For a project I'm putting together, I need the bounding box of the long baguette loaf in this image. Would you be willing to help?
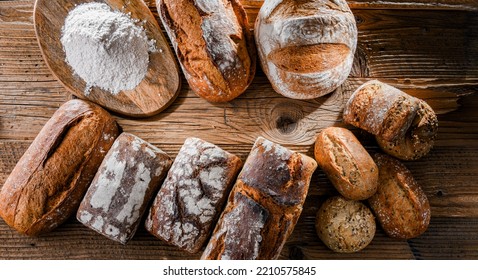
[157,0,256,102]
[201,137,317,260]
[0,99,119,236]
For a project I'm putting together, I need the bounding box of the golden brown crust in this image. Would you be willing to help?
[316,196,376,253]
[0,99,119,236]
[376,100,438,160]
[314,127,378,200]
[157,0,256,102]
[201,137,317,260]
[368,153,431,239]
[343,80,420,141]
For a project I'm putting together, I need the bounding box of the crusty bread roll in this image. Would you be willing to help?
[344,80,438,160]
[157,0,256,102]
[145,137,242,254]
[368,154,431,239]
[376,100,438,160]
[255,0,357,99]
[0,99,119,236]
[315,127,378,200]
[77,133,172,244]
[201,137,317,260]
[316,196,376,253]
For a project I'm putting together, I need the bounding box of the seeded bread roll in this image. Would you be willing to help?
[255,0,357,99]
[368,154,431,239]
[77,133,172,244]
[0,99,119,236]
[145,137,242,254]
[376,100,438,160]
[344,80,438,160]
[314,127,378,200]
[201,137,317,260]
[316,196,376,253]
[157,0,256,102]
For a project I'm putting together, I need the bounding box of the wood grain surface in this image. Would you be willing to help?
[34,0,180,117]
[1,0,478,259]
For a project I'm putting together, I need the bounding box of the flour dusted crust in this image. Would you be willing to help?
[201,137,317,260]
[255,0,357,99]
[314,127,378,200]
[157,0,256,102]
[316,196,376,253]
[145,137,242,253]
[77,133,171,244]
[344,80,438,160]
[0,99,119,236]
[368,154,431,239]
[343,80,420,141]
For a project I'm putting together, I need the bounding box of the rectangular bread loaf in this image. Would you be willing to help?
[201,137,317,260]
[0,99,119,236]
[145,137,242,253]
[77,133,172,244]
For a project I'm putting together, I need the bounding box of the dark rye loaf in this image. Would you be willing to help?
[145,137,242,253]
[201,137,317,260]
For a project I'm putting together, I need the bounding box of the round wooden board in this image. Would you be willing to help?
[33,0,181,117]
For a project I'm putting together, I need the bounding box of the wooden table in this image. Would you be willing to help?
[1,0,477,259]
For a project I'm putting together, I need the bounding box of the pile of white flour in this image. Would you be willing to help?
[61,2,152,95]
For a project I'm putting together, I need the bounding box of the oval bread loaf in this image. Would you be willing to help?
[0,99,119,236]
[344,80,438,160]
[255,0,357,99]
[201,137,317,260]
[157,0,256,102]
[316,196,376,253]
[368,153,431,239]
[314,127,378,200]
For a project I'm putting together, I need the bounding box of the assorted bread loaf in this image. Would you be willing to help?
[344,80,438,160]
[368,154,431,239]
[201,137,317,259]
[0,99,119,236]
[316,196,376,253]
[156,0,256,103]
[1,1,442,259]
[77,133,172,244]
[314,127,378,201]
[255,0,357,99]
[145,137,242,253]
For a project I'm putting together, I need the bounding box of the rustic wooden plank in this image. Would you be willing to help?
[1,0,478,260]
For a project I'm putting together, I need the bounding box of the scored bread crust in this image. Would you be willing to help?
[201,137,317,260]
[368,153,431,239]
[157,0,256,102]
[0,99,119,236]
[314,127,378,200]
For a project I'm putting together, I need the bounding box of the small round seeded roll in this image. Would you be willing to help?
[316,196,376,253]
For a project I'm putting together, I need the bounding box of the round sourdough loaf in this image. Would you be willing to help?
[255,0,357,99]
